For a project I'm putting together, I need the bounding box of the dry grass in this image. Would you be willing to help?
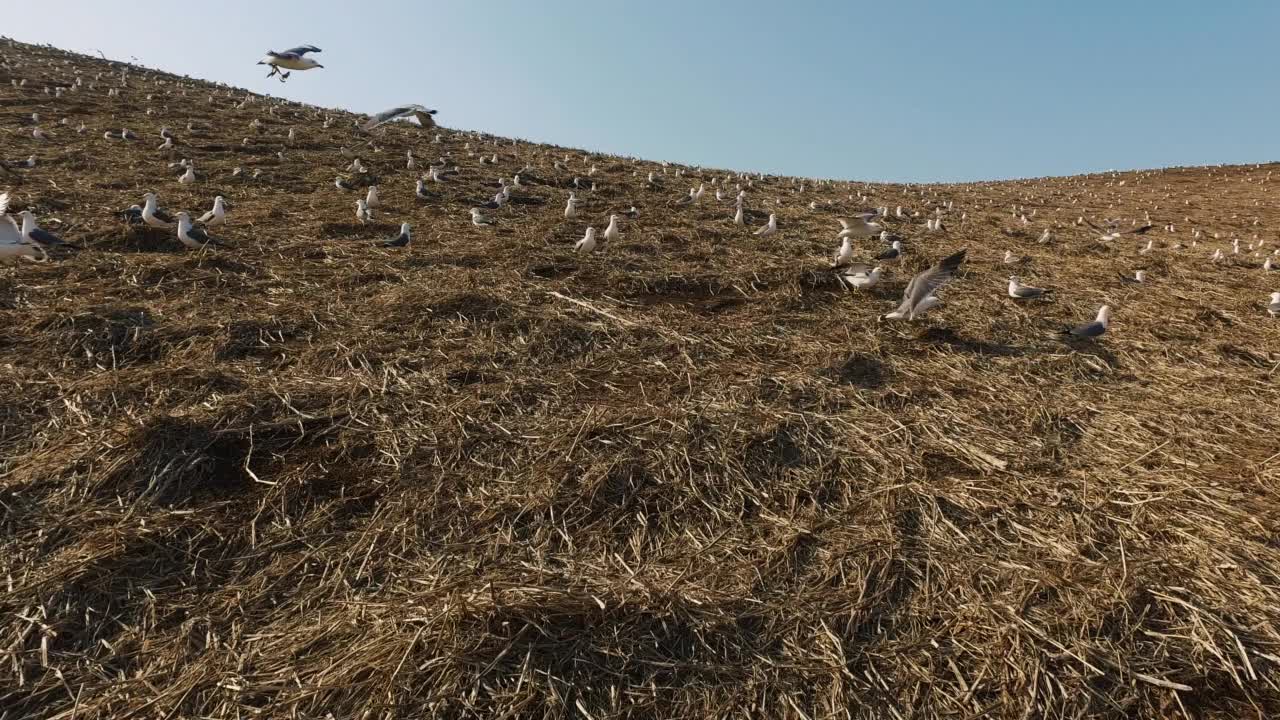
[2,38,1280,719]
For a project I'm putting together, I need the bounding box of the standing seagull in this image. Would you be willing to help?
[365,185,380,209]
[881,249,967,321]
[382,223,411,248]
[833,237,854,266]
[360,105,438,132]
[175,212,225,249]
[875,240,903,261]
[603,214,621,242]
[258,46,323,82]
[18,210,75,248]
[575,227,597,253]
[754,213,777,237]
[355,199,372,224]
[1061,306,1112,339]
[0,193,46,263]
[142,192,176,229]
[1007,276,1051,299]
[1268,292,1280,317]
[197,196,228,227]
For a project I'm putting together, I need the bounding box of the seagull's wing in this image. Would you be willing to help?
[1126,224,1155,235]
[29,227,70,247]
[197,210,214,223]
[187,225,223,246]
[153,207,176,224]
[0,214,21,246]
[832,261,872,275]
[893,248,966,316]
[412,110,438,128]
[1067,320,1105,338]
[282,45,321,56]
[1011,285,1045,299]
[1082,218,1107,234]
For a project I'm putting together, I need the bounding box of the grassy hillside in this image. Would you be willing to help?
[2,38,1279,718]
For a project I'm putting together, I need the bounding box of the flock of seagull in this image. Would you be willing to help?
[4,40,1280,339]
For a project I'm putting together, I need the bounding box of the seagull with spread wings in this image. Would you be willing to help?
[258,45,323,82]
[881,249,967,321]
[361,105,439,132]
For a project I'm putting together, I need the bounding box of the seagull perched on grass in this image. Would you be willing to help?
[1268,292,1280,317]
[1061,305,1111,339]
[836,264,882,290]
[470,207,497,226]
[415,178,431,200]
[355,199,372,224]
[754,213,777,237]
[197,196,228,226]
[1119,270,1147,284]
[360,105,438,132]
[18,210,75,248]
[258,45,323,82]
[575,227,597,253]
[335,176,356,191]
[382,223,411,248]
[881,249,967,321]
[833,237,854,266]
[875,240,903,261]
[0,193,47,263]
[365,185,380,209]
[1007,276,1051,299]
[603,214,621,242]
[142,192,176,229]
[176,212,225,249]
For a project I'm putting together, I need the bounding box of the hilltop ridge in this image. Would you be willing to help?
[3,38,1280,719]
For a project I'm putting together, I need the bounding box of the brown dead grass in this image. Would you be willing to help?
[2,38,1280,719]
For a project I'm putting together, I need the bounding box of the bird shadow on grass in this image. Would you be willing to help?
[918,327,1030,358]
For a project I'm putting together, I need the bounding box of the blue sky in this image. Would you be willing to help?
[11,1,1279,182]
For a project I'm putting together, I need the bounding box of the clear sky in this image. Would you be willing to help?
[10,1,1279,182]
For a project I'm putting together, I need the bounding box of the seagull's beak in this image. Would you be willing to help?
[316,64,325,69]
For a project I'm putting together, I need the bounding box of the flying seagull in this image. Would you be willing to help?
[838,213,883,239]
[361,105,438,132]
[881,248,967,321]
[258,45,323,82]
[1061,305,1111,339]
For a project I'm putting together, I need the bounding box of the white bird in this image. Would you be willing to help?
[361,104,438,131]
[837,214,882,239]
[603,214,621,243]
[406,151,415,170]
[415,179,431,200]
[881,249,967,321]
[754,213,777,237]
[178,165,196,184]
[176,212,225,250]
[565,193,580,219]
[1062,305,1111,339]
[142,192,176,228]
[1269,292,1280,317]
[335,176,356,191]
[575,227,597,253]
[733,204,744,225]
[875,240,903,261]
[18,210,73,248]
[258,45,324,82]
[0,201,45,264]
[1038,228,1052,244]
[833,237,854,266]
[355,199,372,224]
[470,207,497,226]
[837,264,882,290]
[197,196,228,227]
[1007,276,1051,299]
[365,185,380,209]
[382,222,411,248]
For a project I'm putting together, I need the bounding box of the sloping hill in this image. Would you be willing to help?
[2,38,1279,718]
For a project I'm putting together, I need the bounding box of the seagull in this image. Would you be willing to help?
[837,214,882,239]
[754,213,777,237]
[365,185,380,209]
[1003,250,1029,265]
[360,105,438,131]
[7,156,36,169]
[176,212,225,249]
[382,222,411,248]
[1119,270,1147,284]
[0,193,47,263]
[603,214,621,242]
[624,206,640,219]
[197,196,228,226]
[1007,276,1051,299]
[17,210,75,248]
[258,45,323,82]
[470,207,497,226]
[733,204,744,225]
[1061,305,1111,339]
[415,179,431,200]
[335,176,355,191]
[178,165,196,184]
[833,237,854,266]
[119,204,145,225]
[564,193,580,219]
[142,192,176,229]
[575,226,597,253]
[875,240,903,261]
[836,265,882,290]
[1269,292,1280,317]
[881,248,967,321]
[355,199,372,224]
[1038,228,1052,244]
